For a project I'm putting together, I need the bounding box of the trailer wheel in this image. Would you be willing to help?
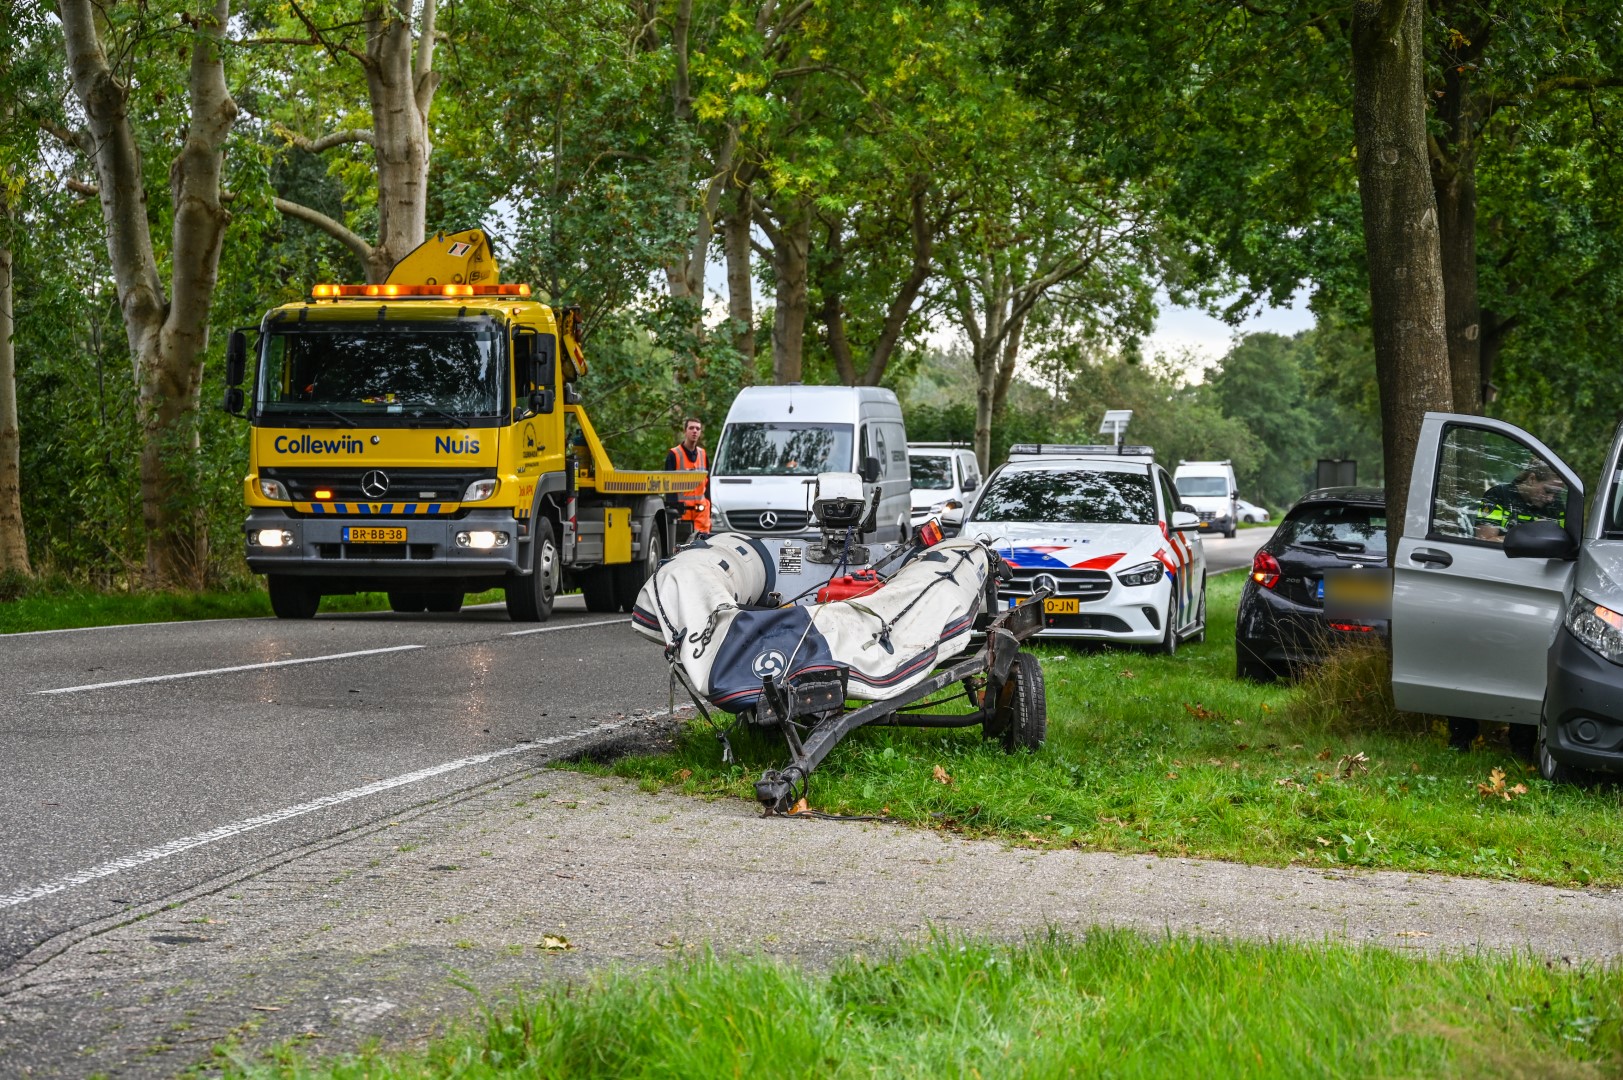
[1000,652,1047,752]
[505,519,558,622]
[423,591,463,613]
[388,591,427,613]
[613,523,663,612]
[267,575,320,619]
[579,568,617,612]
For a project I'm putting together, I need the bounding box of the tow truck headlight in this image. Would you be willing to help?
[1565,593,1623,665]
[462,478,498,502]
[259,478,289,501]
[455,530,509,549]
[253,529,295,548]
[1116,560,1164,587]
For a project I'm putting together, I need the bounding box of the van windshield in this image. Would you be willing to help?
[714,422,853,477]
[1175,475,1229,497]
[910,455,953,489]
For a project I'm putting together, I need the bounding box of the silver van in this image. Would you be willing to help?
[709,386,911,542]
[1392,411,1623,781]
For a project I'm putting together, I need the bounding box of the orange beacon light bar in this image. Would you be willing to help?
[311,283,532,299]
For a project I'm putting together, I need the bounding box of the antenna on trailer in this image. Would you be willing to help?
[1099,409,1133,453]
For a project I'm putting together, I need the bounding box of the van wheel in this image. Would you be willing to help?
[388,591,427,613]
[267,575,320,619]
[580,568,617,612]
[613,524,663,612]
[423,591,463,613]
[505,520,557,622]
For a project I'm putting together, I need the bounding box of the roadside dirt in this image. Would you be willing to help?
[3,716,1620,1077]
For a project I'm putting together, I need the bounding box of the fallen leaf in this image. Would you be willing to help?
[1315,747,1333,761]
[1260,703,1272,713]
[539,935,575,951]
[1165,771,1179,780]
[1207,758,1226,766]
[1118,669,1137,679]
[789,798,809,815]
[932,764,953,785]
[1315,836,1333,847]
[1337,752,1370,779]
[1184,702,1215,720]
[1476,767,1528,801]
[1393,930,1432,939]
[674,768,692,781]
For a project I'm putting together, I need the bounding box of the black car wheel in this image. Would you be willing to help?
[1537,716,1593,785]
[1189,578,1207,644]
[1156,599,1178,656]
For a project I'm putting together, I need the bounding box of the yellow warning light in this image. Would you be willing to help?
[517,284,531,297]
[384,284,401,296]
[364,284,382,297]
[314,489,334,500]
[312,283,337,298]
[441,283,473,297]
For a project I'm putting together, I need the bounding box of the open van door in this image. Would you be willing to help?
[1392,413,1583,724]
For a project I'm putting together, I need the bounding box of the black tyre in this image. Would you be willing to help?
[1447,716,1479,751]
[1537,717,1593,785]
[505,518,558,622]
[267,575,319,619]
[423,591,463,613]
[1235,643,1276,682]
[1224,525,1237,539]
[579,568,617,612]
[613,521,663,612]
[1156,600,1178,656]
[1000,652,1047,752]
[388,591,428,613]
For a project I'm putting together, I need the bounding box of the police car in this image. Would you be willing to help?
[959,445,1207,653]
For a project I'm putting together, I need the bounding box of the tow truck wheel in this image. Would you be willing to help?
[388,591,428,613]
[1001,652,1047,752]
[579,569,617,612]
[505,519,558,622]
[613,525,663,612]
[267,575,319,619]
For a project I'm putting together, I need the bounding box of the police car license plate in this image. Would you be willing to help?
[1043,598,1079,614]
[344,526,405,543]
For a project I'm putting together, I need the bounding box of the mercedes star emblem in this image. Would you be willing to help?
[758,511,779,530]
[1032,572,1060,598]
[360,469,390,499]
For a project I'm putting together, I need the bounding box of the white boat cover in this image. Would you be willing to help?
[632,532,992,712]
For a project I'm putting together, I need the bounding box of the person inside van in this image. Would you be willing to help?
[1474,460,1567,541]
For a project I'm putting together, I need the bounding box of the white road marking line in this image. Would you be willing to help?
[35,645,426,695]
[3,616,252,639]
[506,617,629,636]
[0,718,637,909]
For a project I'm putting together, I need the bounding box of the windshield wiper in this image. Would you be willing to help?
[296,404,358,427]
[1298,539,1365,553]
[408,403,474,426]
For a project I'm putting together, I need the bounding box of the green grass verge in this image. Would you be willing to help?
[586,572,1623,887]
[224,929,1623,1078]
[0,582,506,634]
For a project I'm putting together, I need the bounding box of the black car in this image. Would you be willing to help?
[1235,487,1389,681]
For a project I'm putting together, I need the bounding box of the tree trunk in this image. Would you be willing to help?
[969,274,1012,473]
[363,0,438,282]
[1431,52,1483,412]
[61,0,237,588]
[1351,0,1452,547]
[723,187,756,369]
[0,236,29,577]
[769,209,810,385]
[992,312,1027,418]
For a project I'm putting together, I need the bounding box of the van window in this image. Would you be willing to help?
[911,455,953,489]
[1175,475,1229,497]
[714,422,853,477]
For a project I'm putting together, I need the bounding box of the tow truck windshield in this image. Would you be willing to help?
[255,323,505,426]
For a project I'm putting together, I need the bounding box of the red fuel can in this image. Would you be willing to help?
[817,569,883,604]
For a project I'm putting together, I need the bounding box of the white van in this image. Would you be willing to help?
[907,443,981,530]
[1173,460,1239,538]
[710,386,911,542]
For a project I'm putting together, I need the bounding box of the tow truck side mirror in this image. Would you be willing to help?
[222,330,248,417]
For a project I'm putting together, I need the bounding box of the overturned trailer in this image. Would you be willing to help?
[631,473,1050,813]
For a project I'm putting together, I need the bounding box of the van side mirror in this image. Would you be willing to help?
[224,330,247,387]
[964,475,979,492]
[859,456,881,484]
[1504,519,1578,561]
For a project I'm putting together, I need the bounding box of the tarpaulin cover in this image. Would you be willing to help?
[632,532,991,712]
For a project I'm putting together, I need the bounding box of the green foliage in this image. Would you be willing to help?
[226,930,1623,1077]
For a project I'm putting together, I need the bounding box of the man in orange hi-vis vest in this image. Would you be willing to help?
[665,416,711,533]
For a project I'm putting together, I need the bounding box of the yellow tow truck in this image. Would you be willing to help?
[221,229,703,621]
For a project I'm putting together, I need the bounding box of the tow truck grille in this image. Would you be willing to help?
[264,466,495,503]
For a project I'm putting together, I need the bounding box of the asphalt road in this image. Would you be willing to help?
[0,596,677,972]
[0,527,1276,977]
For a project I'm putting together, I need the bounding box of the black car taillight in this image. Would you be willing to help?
[1251,550,1280,589]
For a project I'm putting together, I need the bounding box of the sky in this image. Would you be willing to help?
[1143,288,1316,373]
